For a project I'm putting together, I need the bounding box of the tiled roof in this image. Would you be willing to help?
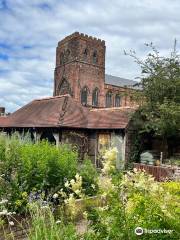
[105,74,141,90]
[88,107,134,129]
[0,116,8,126]
[0,95,135,129]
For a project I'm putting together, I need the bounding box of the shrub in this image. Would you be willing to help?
[19,141,78,191]
[0,133,78,213]
[79,159,98,196]
[85,148,180,240]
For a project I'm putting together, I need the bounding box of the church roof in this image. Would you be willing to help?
[0,95,135,129]
[105,74,141,89]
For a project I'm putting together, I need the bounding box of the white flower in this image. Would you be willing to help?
[53,193,59,199]
[56,220,61,224]
[7,212,13,216]
[65,181,70,188]
[0,209,8,216]
[74,189,81,195]
[0,199,8,205]
[41,206,49,209]
[9,221,14,226]
[75,173,80,180]
[70,179,75,185]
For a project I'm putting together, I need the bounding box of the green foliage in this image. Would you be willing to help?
[0,133,78,212]
[19,141,78,191]
[28,204,78,240]
[125,42,180,158]
[86,170,180,239]
[161,181,180,196]
[79,159,98,196]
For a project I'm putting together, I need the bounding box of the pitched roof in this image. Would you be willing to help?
[0,116,8,126]
[105,74,141,89]
[0,95,88,128]
[0,95,135,129]
[88,107,134,129]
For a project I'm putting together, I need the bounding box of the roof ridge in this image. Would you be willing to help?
[90,106,136,112]
[34,94,71,102]
[105,73,134,81]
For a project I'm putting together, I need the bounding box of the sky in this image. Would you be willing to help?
[0,0,180,112]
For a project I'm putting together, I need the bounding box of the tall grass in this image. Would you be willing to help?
[28,204,78,240]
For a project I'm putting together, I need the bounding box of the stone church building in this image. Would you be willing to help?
[0,32,139,167]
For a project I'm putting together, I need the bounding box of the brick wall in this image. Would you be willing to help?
[54,32,136,108]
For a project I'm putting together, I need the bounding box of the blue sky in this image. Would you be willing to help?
[0,0,180,112]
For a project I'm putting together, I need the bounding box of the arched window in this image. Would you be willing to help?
[81,86,88,105]
[92,88,99,106]
[115,94,121,107]
[60,53,64,65]
[93,50,98,64]
[106,91,112,107]
[58,78,71,95]
[83,48,88,61]
[65,49,70,62]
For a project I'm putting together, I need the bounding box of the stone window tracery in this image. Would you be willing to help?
[115,94,121,107]
[92,88,99,106]
[81,86,88,105]
[106,91,112,107]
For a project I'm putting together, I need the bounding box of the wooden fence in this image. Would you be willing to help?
[133,163,178,181]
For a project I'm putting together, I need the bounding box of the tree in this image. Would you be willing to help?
[125,41,180,159]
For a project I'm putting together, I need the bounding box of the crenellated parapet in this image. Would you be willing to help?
[58,32,105,47]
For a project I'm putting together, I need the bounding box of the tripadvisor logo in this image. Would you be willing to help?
[135,227,144,235]
[135,227,173,235]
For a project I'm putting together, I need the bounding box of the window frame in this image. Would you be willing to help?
[83,48,88,61]
[81,86,89,106]
[115,94,121,107]
[92,50,98,64]
[92,88,99,106]
[105,91,112,107]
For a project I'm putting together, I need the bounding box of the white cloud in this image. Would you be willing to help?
[0,0,180,112]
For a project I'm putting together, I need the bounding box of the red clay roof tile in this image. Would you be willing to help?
[0,116,8,126]
[0,95,135,129]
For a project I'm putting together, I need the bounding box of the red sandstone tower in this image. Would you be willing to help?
[54,32,106,107]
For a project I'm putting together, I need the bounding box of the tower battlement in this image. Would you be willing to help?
[54,32,106,105]
[58,32,105,46]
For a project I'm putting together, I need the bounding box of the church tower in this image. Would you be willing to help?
[54,32,106,107]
